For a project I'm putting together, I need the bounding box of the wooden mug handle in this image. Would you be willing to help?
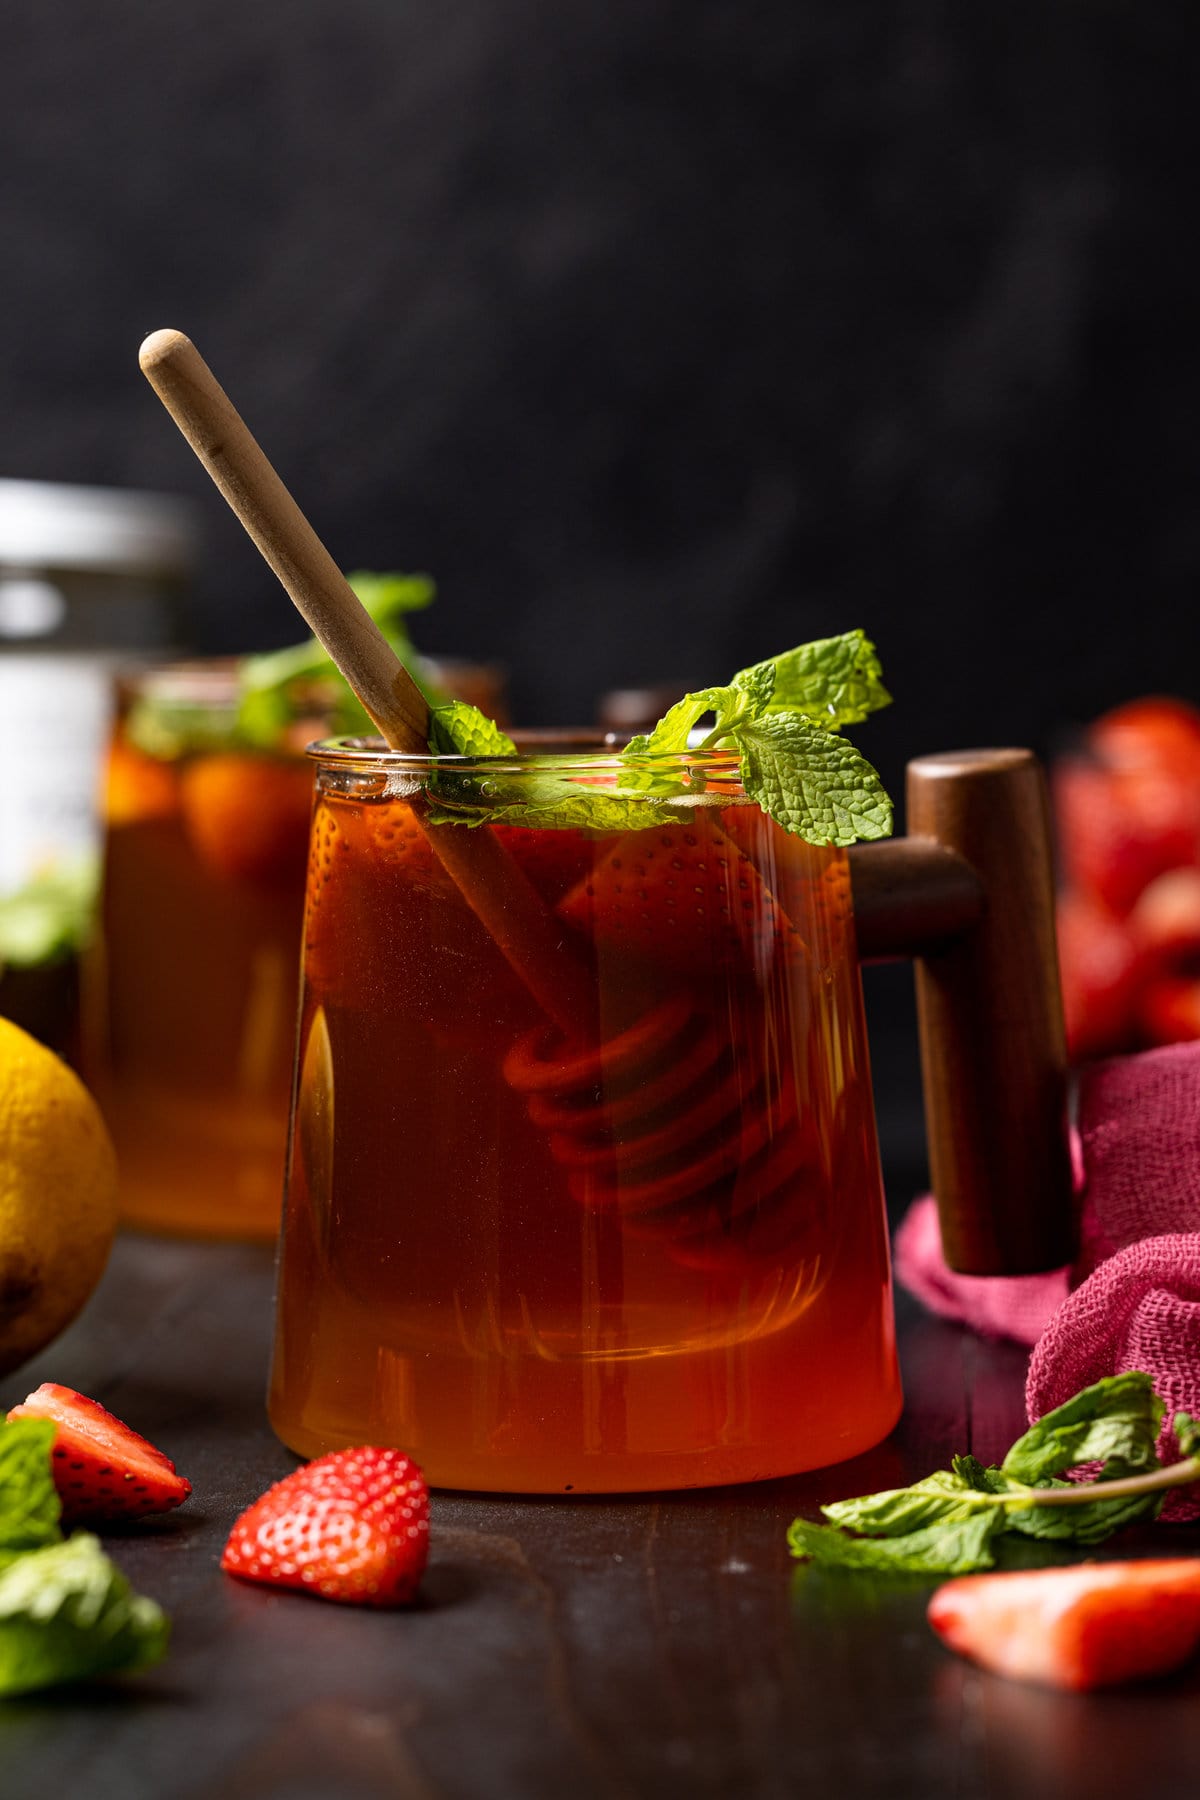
[848,748,1075,1277]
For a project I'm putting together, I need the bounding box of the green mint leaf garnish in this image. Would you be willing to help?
[0,1420,62,1570]
[125,571,446,759]
[0,1534,169,1697]
[428,701,516,758]
[736,712,893,846]
[788,1374,1190,1577]
[625,683,760,757]
[0,859,98,970]
[622,631,892,846]
[426,630,893,846]
[734,629,891,727]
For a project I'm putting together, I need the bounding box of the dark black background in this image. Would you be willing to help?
[5,0,1198,1161]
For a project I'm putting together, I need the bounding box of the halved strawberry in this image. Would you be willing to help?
[221,1445,429,1607]
[179,752,314,887]
[6,1384,191,1525]
[928,1559,1200,1690]
[557,814,804,975]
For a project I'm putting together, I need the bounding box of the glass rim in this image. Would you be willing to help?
[305,733,746,775]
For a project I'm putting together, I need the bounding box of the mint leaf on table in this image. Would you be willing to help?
[0,1420,61,1569]
[998,1370,1164,1484]
[788,1511,1004,1576]
[0,1419,171,1697]
[788,1373,1191,1578]
[0,1535,169,1698]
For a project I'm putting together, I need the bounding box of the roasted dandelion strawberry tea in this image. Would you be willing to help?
[270,635,902,1492]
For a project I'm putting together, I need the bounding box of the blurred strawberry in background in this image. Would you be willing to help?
[1054,697,1200,1059]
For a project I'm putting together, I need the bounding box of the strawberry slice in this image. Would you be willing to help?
[7,1383,191,1525]
[928,1559,1200,1690]
[179,752,314,887]
[557,814,804,975]
[221,1445,429,1607]
[493,823,594,905]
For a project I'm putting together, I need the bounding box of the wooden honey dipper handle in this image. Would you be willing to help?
[850,748,1075,1276]
[138,329,595,1037]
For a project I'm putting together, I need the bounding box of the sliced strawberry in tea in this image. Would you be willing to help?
[179,753,314,888]
[557,812,805,976]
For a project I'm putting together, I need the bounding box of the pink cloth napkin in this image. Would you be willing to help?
[894,1040,1200,1515]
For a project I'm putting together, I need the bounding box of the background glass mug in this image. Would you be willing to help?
[269,741,1072,1493]
[82,654,512,1241]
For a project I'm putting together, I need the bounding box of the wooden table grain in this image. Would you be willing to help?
[2,1231,1197,1800]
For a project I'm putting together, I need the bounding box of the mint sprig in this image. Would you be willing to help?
[0,1416,170,1695]
[124,570,446,760]
[424,628,893,846]
[788,1375,1198,1577]
[0,1536,169,1698]
[0,1420,61,1570]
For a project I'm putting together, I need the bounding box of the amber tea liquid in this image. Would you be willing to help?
[269,749,901,1491]
[83,679,312,1239]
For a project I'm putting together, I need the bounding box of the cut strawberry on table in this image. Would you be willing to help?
[928,1559,1200,1691]
[6,1383,191,1525]
[221,1445,429,1607]
[557,813,804,975]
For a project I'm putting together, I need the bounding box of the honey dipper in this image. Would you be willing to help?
[139,332,1074,1280]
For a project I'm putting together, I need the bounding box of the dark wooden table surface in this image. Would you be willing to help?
[3,1227,1198,1800]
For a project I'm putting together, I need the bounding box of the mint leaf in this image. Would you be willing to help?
[822,1470,991,1537]
[0,859,98,969]
[0,1420,61,1569]
[734,630,891,727]
[789,1372,1190,1580]
[428,702,516,758]
[1175,1413,1200,1460]
[1001,1373,1164,1485]
[788,1511,1003,1575]
[625,685,751,757]
[424,632,893,846]
[0,1535,169,1696]
[737,712,893,846]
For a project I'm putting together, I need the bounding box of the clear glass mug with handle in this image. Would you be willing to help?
[268,737,1071,1493]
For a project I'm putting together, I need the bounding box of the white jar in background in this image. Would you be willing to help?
[0,478,195,1044]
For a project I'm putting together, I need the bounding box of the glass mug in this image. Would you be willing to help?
[82,657,511,1241]
[269,741,1073,1493]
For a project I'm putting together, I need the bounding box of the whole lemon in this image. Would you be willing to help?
[0,1017,118,1376]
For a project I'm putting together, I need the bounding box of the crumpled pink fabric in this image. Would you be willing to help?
[894,1040,1200,1516]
